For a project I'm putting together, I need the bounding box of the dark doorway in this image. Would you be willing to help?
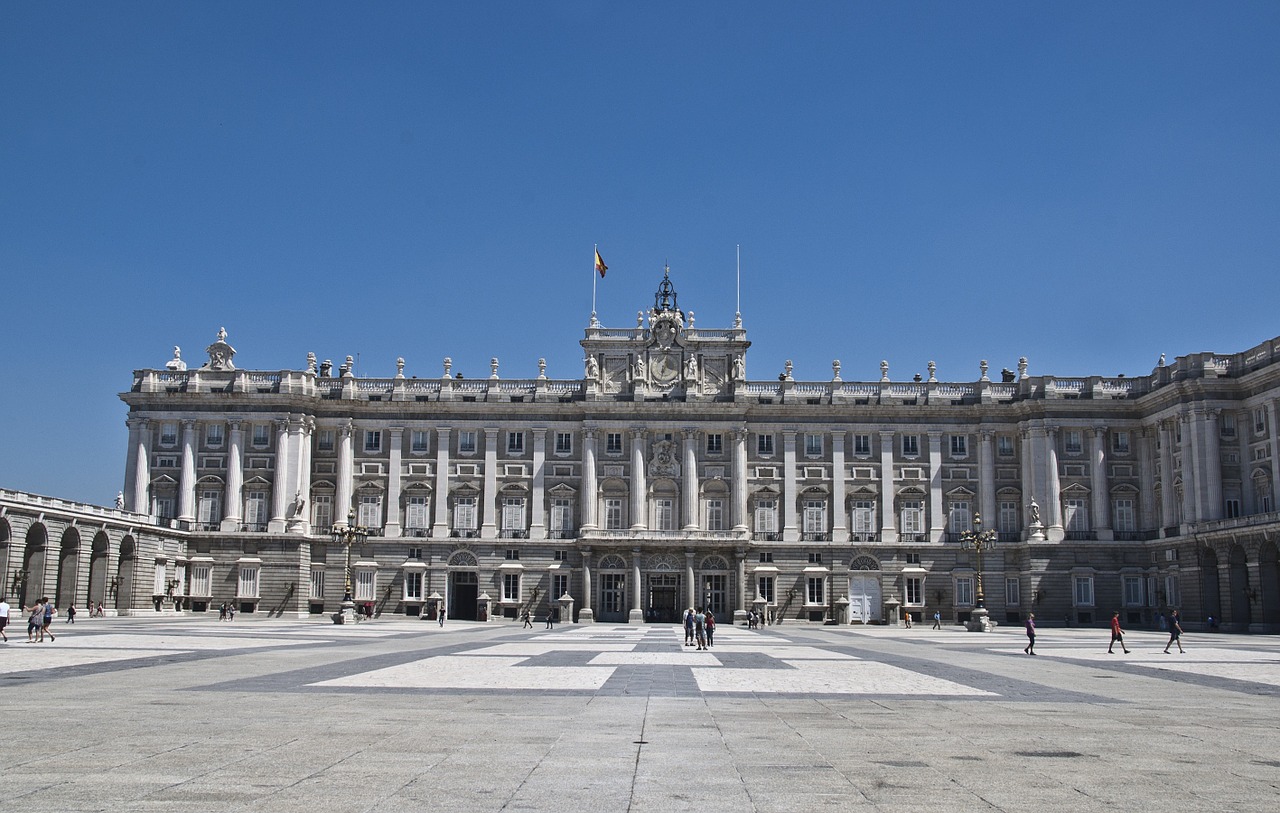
[450,571,478,621]
[646,574,681,622]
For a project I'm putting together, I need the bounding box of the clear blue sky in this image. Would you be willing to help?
[3,2,1279,505]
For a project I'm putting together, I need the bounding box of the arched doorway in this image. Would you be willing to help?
[1228,544,1251,627]
[21,523,49,606]
[1259,541,1279,628]
[116,536,137,613]
[597,554,628,623]
[848,555,883,624]
[88,532,110,608]
[1200,546,1222,624]
[447,550,479,621]
[56,527,80,611]
[643,553,682,623]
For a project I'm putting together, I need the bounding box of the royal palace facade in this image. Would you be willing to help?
[4,272,1280,631]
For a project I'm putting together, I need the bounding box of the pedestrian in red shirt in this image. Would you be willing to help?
[1108,611,1130,654]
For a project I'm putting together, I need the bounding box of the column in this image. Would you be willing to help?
[1021,429,1034,539]
[630,428,647,530]
[782,431,799,541]
[630,548,643,623]
[1138,428,1157,530]
[336,421,354,524]
[269,418,291,532]
[581,429,598,529]
[530,428,547,539]
[879,431,896,543]
[927,432,944,542]
[128,418,151,514]
[223,420,244,531]
[1270,400,1280,509]
[978,430,997,527]
[123,418,141,512]
[1236,412,1255,515]
[735,547,747,621]
[295,418,313,533]
[1045,428,1062,534]
[685,550,697,609]
[831,430,847,542]
[1091,428,1111,537]
[579,548,594,622]
[1179,413,1197,524]
[682,429,698,530]
[1203,410,1223,521]
[481,428,499,538]
[432,427,451,537]
[731,429,748,531]
[1158,420,1176,528]
[384,426,403,537]
[177,419,197,524]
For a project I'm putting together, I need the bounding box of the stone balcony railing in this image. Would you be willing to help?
[0,488,162,527]
[579,528,751,545]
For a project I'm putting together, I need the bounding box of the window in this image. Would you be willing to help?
[998,501,1019,534]
[555,432,573,455]
[757,576,775,603]
[458,431,477,454]
[1224,498,1241,519]
[808,551,823,564]
[706,499,725,531]
[1112,431,1130,454]
[900,500,924,534]
[902,435,920,457]
[405,496,429,529]
[205,424,224,448]
[237,565,260,599]
[905,552,921,564]
[354,570,375,602]
[1064,430,1083,455]
[190,565,212,597]
[411,430,430,453]
[252,424,270,448]
[605,498,624,530]
[1165,574,1180,606]
[317,430,335,451]
[997,435,1015,457]
[758,551,774,563]
[160,422,178,447]
[551,498,573,535]
[1073,576,1095,607]
[755,499,777,535]
[504,548,520,561]
[802,500,826,535]
[757,434,775,456]
[454,496,477,530]
[606,432,623,455]
[197,490,221,526]
[950,435,968,458]
[553,549,568,561]
[1113,498,1135,532]
[655,498,675,531]
[807,577,825,605]
[602,573,625,614]
[1221,413,1236,438]
[852,500,875,535]
[1255,407,1267,435]
[948,501,972,534]
[1123,575,1143,607]
[502,497,525,531]
[552,573,569,600]
[854,434,871,457]
[706,433,724,455]
[804,434,822,457]
[1064,498,1089,532]
[404,571,423,601]
[244,491,268,527]
[1005,577,1020,607]
[905,576,923,605]
[507,432,525,454]
[407,547,423,560]
[955,577,974,607]
[312,494,333,530]
[153,562,168,596]
[358,494,382,528]
[362,430,381,453]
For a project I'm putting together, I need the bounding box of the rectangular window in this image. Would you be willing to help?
[949,501,972,534]
[807,577,825,605]
[757,576,775,603]
[237,566,260,599]
[1113,498,1135,532]
[1064,498,1089,532]
[1064,430,1083,455]
[803,500,826,535]
[364,430,382,453]
[553,549,568,562]
[705,499,725,531]
[411,430,430,453]
[405,496,429,529]
[804,434,822,457]
[407,547,423,560]
[555,432,573,455]
[552,573,569,601]
[507,432,525,454]
[458,431,477,454]
[854,434,871,457]
[906,552,920,564]
[755,500,777,535]
[1165,574,1180,607]
[404,571,423,601]
[955,577,974,606]
[902,435,920,457]
[852,500,876,534]
[655,498,675,531]
[1221,413,1237,438]
[502,497,525,531]
[998,501,1019,534]
[905,577,923,605]
[602,573,625,614]
[153,563,167,596]
[706,433,724,455]
[605,498,624,530]
[454,496,477,530]
[354,570,375,602]
[312,494,333,531]
[191,565,212,597]
[1073,576,1095,607]
[244,491,268,527]
[551,498,573,534]
[950,435,968,458]
[504,548,520,561]
[1005,577,1020,607]
[1123,575,1143,607]
[901,500,924,534]
[358,494,382,528]
[758,551,773,563]
[997,435,1015,457]
[317,430,335,451]
[1112,431,1131,454]
[205,424,224,448]
[153,496,175,519]
[808,552,823,564]
[606,432,623,455]
[757,434,775,456]
[1255,407,1267,435]
[252,424,270,448]
[1224,498,1241,519]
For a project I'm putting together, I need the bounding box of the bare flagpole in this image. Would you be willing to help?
[734,244,742,328]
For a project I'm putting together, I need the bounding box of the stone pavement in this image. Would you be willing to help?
[1,617,1278,812]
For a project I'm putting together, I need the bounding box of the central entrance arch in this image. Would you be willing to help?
[447,550,479,621]
[848,555,883,624]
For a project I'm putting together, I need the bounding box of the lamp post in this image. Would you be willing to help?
[960,512,998,631]
[331,509,368,624]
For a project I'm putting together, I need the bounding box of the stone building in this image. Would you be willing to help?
[14,271,1275,628]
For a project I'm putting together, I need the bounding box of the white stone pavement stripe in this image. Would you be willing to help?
[589,652,724,665]
[692,660,999,696]
[468,642,639,655]
[31,634,309,650]
[311,656,616,690]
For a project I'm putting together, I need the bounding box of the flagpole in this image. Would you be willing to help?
[734,244,742,328]
[591,244,599,327]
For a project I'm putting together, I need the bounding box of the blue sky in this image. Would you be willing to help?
[2,2,1279,504]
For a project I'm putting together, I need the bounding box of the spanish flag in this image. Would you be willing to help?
[594,248,608,278]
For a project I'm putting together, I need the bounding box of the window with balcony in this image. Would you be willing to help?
[900,500,925,535]
[160,422,178,448]
[755,499,777,537]
[655,498,675,531]
[358,494,382,528]
[205,424,224,448]
[551,498,574,537]
[502,497,526,535]
[997,435,1015,457]
[1113,498,1135,533]
[802,500,826,538]
[1064,430,1083,455]
[705,499,725,531]
[312,494,333,531]
[453,496,477,532]
[251,424,270,448]
[852,500,875,538]
[948,501,972,534]
[757,434,775,456]
[604,498,624,530]
[1112,430,1130,454]
[458,431,477,454]
[405,496,429,530]
[317,430,335,451]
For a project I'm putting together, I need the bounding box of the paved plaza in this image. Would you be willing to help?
[1,617,1278,812]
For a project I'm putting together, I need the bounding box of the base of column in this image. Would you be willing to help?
[733,609,748,625]
[577,609,595,624]
[628,608,644,624]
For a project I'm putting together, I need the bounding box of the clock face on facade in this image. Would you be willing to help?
[650,351,680,386]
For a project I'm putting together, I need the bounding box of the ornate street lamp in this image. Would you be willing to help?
[331,509,368,623]
[959,513,999,631]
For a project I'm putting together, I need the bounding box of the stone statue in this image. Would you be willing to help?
[585,356,599,380]
[291,490,307,519]
[1029,498,1041,525]
[784,360,793,381]
[217,326,227,342]
[115,491,125,510]
[203,328,236,371]
[165,346,186,371]
[306,352,317,374]
[685,355,698,380]
[732,355,745,381]
[633,356,646,381]
[1158,353,1166,367]
[319,359,333,377]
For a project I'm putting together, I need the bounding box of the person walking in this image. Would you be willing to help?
[66,604,77,624]
[0,596,10,642]
[932,610,941,630]
[545,608,555,629]
[27,598,45,643]
[42,602,57,642]
[705,610,716,648]
[1163,609,1185,653]
[904,609,913,629]
[1108,611,1130,654]
[684,608,695,646]
[521,609,532,629]
[1023,613,1036,655]
[694,608,707,651]
[438,606,446,627]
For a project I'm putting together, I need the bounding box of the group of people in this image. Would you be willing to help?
[682,607,716,650]
[217,603,237,621]
[0,597,59,643]
[746,609,767,629]
[1022,610,1186,656]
